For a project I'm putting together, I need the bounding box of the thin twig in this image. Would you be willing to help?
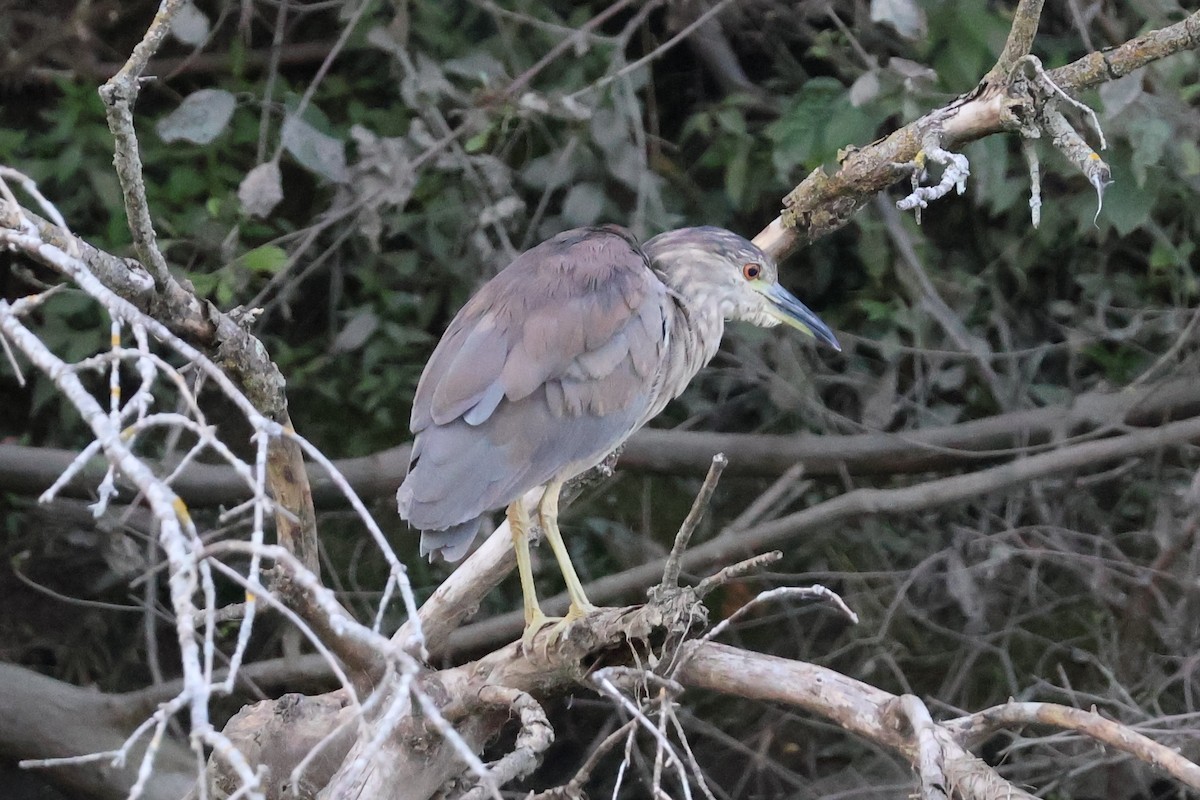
[659,454,727,592]
[530,720,637,799]
[693,552,782,598]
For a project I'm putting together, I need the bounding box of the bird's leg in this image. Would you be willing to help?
[539,480,599,629]
[508,499,557,653]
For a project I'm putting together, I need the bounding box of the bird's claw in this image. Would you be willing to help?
[520,610,563,658]
[519,603,598,659]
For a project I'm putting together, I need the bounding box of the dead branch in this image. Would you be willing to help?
[3,373,1197,504]
[658,453,728,593]
[753,9,1200,260]
[943,701,1200,790]
[676,642,1038,799]
[460,687,554,800]
[983,0,1046,85]
[887,695,951,800]
[441,409,1200,656]
[0,663,194,800]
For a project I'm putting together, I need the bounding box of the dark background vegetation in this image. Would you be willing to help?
[1,0,1198,797]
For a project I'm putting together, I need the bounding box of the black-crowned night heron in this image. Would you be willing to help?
[397,224,839,650]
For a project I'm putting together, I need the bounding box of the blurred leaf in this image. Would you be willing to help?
[479,196,524,226]
[164,165,206,203]
[170,0,211,46]
[463,130,490,153]
[768,78,842,175]
[769,79,876,179]
[1100,157,1154,235]
[1128,118,1170,186]
[240,245,288,275]
[1178,140,1200,177]
[155,89,236,144]
[443,52,508,85]
[887,57,938,93]
[561,183,606,225]
[1099,70,1143,118]
[331,310,380,353]
[238,161,284,218]
[591,107,643,189]
[849,71,881,107]
[282,113,348,183]
[871,0,927,40]
[521,151,576,190]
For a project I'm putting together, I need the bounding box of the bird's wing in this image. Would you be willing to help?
[400,226,670,532]
[411,226,669,433]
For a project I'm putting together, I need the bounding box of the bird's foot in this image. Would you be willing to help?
[519,602,599,658]
[520,609,563,657]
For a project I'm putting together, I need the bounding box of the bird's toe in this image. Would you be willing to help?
[520,610,561,656]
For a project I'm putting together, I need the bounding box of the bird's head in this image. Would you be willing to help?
[644,226,840,351]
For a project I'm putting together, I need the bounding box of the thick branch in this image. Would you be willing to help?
[675,642,1038,798]
[1052,11,1200,92]
[440,409,1200,656]
[943,702,1200,790]
[0,664,194,800]
[4,376,1197,505]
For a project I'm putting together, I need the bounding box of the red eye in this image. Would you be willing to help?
[742,262,761,280]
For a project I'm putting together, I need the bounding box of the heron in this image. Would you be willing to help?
[397,224,839,651]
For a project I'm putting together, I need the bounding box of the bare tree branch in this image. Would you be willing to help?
[943,701,1200,790]
[676,642,1039,799]
[0,664,194,800]
[3,374,1197,505]
[441,409,1200,656]
[753,9,1200,261]
[983,0,1047,84]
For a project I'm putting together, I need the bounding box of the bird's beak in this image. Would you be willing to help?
[759,282,841,351]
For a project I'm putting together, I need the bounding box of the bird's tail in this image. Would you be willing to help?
[398,479,485,563]
[418,518,483,563]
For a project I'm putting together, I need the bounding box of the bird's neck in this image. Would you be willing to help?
[668,285,725,363]
[655,279,726,411]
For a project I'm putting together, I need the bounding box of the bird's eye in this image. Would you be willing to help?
[742,262,762,280]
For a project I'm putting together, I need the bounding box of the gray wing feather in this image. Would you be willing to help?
[428,319,509,426]
[400,388,647,533]
[398,226,671,560]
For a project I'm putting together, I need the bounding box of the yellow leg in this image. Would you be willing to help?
[508,500,557,652]
[539,481,598,633]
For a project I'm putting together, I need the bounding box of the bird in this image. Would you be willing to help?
[397,224,839,651]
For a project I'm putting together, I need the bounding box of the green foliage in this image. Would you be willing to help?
[4,1,1200,794]
[767,78,876,178]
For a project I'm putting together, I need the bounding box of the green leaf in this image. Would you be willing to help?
[1178,140,1200,177]
[1128,118,1170,186]
[464,130,490,153]
[768,78,874,178]
[240,245,289,275]
[1098,156,1154,236]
